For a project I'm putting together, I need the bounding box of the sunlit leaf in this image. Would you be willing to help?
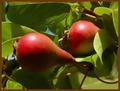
[93,29,114,61]
[2,39,14,58]
[6,80,23,89]
[94,7,112,16]
[110,2,118,36]
[9,2,39,5]
[81,2,92,9]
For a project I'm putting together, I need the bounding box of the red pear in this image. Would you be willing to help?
[15,32,75,72]
[68,20,100,56]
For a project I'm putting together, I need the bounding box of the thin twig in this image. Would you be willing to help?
[79,69,89,89]
[94,68,118,84]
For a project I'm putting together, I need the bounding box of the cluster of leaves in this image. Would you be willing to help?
[2,1,118,89]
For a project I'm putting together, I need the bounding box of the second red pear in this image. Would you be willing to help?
[68,20,100,56]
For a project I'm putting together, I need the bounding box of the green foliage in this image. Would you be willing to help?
[94,7,112,16]
[110,2,118,36]
[2,22,36,58]
[6,80,23,89]
[81,2,92,9]
[7,2,70,31]
[2,39,14,58]
[2,1,118,89]
[11,68,52,88]
[93,29,114,61]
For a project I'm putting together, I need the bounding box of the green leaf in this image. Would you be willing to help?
[102,52,118,81]
[93,29,114,61]
[7,2,70,30]
[55,76,72,88]
[75,54,113,77]
[12,69,52,88]
[54,65,84,89]
[95,49,116,76]
[74,56,95,77]
[6,80,23,89]
[2,22,12,42]
[9,2,39,5]
[111,52,118,78]
[69,3,82,22]
[48,22,64,38]
[102,14,117,41]
[53,65,72,88]
[60,11,73,30]
[53,35,59,45]
[110,1,118,9]
[2,22,35,42]
[93,29,118,77]
[111,10,118,36]
[65,11,73,29]
[69,70,82,88]
[76,55,94,64]
[110,2,118,36]
[2,22,36,58]
[2,39,14,58]
[81,2,92,9]
[94,7,112,16]
[1,2,6,21]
